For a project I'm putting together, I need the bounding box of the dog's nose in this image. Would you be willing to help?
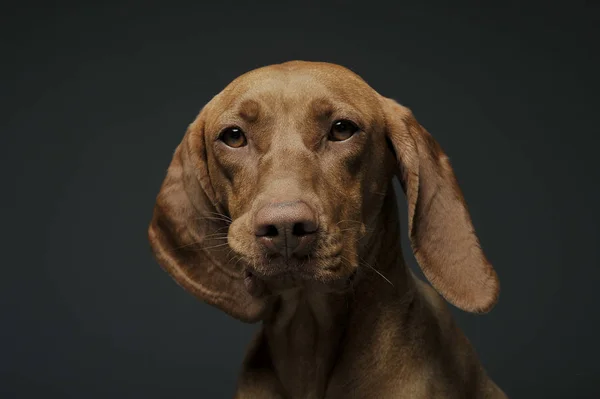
[254,201,318,258]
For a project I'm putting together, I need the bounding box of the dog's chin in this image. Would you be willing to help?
[242,255,357,297]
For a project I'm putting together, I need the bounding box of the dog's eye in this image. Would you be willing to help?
[219,127,247,148]
[329,120,359,142]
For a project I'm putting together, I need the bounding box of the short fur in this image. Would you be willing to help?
[148,61,506,398]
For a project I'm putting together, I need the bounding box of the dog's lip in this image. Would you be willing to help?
[242,254,354,283]
[244,254,340,274]
[243,261,358,296]
[243,264,300,280]
[243,269,267,297]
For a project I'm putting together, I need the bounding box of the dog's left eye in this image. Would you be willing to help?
[219,127,248,148]
[329,119,359,142]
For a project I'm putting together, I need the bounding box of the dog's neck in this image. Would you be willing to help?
[261,188,417,398]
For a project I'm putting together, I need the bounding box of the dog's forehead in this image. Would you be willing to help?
[235,61,369,93]
[211,62,380,120]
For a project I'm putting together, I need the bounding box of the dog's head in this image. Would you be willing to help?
[148,61,499,322]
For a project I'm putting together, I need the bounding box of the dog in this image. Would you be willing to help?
[148,61,506,398]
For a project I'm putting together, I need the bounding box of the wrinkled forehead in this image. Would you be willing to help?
[204,63,382,129]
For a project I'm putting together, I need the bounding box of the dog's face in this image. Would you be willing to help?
[201,63,393,293]
[148,61,500,322]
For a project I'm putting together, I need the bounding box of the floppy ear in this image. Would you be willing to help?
[147,109,269,323]
[382,97,500,313]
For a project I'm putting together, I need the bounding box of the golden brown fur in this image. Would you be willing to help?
[148,61,507,398]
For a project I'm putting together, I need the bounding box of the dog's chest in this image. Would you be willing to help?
[265,290,347,398]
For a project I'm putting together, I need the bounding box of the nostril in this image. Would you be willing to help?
[292,221,317,237]
[254,201,318,241]
[264,225,279,237]
[256,224,279,237]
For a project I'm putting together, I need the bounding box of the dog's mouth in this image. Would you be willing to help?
[227,218,362,295]
[243,253,343,277]
[241,255,358,297]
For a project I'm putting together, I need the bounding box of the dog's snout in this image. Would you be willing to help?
[254,201,318,258]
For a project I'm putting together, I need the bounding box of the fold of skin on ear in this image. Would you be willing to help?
[381,97,500,314]
[147,110,270,323]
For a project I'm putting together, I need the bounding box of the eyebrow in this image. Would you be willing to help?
[309,98,335,121]
[237,99,261,123]
[309,97,365,130]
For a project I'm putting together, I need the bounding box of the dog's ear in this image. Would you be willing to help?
[382,97,499,313]
[148,108,269,323]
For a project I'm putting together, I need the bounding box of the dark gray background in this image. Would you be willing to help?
[2,1,599,398]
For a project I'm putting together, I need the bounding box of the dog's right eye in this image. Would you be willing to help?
[219,127,248,148]
[329,119,360,142]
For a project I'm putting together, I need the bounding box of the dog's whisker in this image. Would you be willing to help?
[227,255,243,269]
[336,219,364,227]
[203,233,230,239]
[204,211,233,221]
[360,257,394,287]
[172,241,203,250]
[198,242,232,251]
[196,216,233,224]
[339,255,352,268]
[337,227,374,235]
[233,256,245,268]
[201,238,229,245]
[195,215,231,221]
[225,248,237,259]
[171,239,230,251]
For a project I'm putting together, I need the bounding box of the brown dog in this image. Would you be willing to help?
[148,61,506,398]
